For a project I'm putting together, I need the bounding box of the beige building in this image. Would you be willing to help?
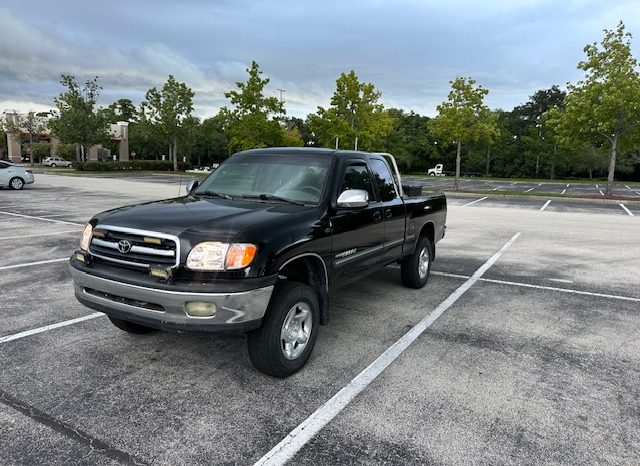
[2,112,130,163]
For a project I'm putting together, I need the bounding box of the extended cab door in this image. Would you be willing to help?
[368,157,406,265]
[330,160,384,285]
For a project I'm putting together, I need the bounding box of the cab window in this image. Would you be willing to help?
[369,158,398,202]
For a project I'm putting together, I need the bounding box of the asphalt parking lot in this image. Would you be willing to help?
[409,176,640,199]
[1,173,639,465]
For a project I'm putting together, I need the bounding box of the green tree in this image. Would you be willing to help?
[48,75,109,161]
[105,98,138,123]
[308,70,394,151]
[141,75,194,171]
[429,77,498,190]
[551,22,640,194]
[222,61,283,153]
[513,86,566,178]
[2,111,48,166]
[200,114,229,164]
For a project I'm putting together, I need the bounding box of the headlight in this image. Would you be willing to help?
[186,242,257,271]
[80,223,93,251]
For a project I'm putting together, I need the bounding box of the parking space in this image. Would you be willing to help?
[1,173,639,464]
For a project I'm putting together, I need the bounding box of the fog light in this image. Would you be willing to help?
[75,252,86,263]
[185,302,217,317]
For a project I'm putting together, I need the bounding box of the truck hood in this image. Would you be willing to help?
[94,196,313,241]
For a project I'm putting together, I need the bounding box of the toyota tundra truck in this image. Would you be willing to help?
[70,148,447,377]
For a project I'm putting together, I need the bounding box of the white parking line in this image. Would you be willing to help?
[525,188,534,192]
[0,313,104,344]
[0,211,83,226]
[626,185,631,190]
[537,183,542,186]
[548,278,574,284]
[540,200,551,212]
[566,184,570,188]
[596,184,599,188]
[492,187,500,191]
[599,190,604,196]
[619,204,634,217]
[0,258,69,271]
[561,189,566,195]
[461,197,488,207]
[254,233,521,466]
[431,271,640,303]
[2,230,79,240]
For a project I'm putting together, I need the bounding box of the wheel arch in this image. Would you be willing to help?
[278,253,330,325]
[418,221,436,258]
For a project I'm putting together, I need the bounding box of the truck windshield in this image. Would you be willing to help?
[193,155,330,205]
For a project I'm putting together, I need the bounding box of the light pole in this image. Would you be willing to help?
[276,88,286,119]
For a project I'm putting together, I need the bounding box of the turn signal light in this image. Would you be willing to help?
[226,244,257,269]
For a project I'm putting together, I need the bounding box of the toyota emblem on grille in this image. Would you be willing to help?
[117,240,132,254]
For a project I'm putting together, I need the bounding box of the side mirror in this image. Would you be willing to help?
[337,189,369,208]
[186,179,199,194]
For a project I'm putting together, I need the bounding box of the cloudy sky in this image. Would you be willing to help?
[1,0,638,119]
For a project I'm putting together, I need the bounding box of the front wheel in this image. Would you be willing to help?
[9,177,24,190]
[401,236,433,289]
[247,281,319,378]
[108,316,155,334]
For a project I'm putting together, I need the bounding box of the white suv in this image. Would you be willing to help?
[0,161,35,189]
[43,157,72,168]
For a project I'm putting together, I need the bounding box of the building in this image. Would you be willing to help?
[2,111,130,163]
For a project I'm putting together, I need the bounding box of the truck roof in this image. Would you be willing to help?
[234,147,386,159]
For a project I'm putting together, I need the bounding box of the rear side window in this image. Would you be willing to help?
[369,158,398,202]
[0,162,8,169]
[340,164,375,200]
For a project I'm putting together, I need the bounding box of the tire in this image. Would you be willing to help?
[9,177,24,190]
[247,281,319,378]
[429,173,435,176]
[108,316,155,334]
[401,236,433,289]
[50,163,57,168]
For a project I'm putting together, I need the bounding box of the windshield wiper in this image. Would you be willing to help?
[241,194,306,206]
[195,191,233,200]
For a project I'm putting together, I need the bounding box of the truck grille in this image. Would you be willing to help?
[88,225,180,269]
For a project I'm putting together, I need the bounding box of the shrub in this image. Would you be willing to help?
[72,160,193,171]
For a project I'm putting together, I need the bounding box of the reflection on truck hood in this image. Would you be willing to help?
[94,196,312,240]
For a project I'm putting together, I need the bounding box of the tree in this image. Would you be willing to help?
[141,75,194,171]
[513,86,566,178]
[429,77,498,190]
[2,111,48,166]
[308,70,394,151]
[552,22,640,195]
[105,98,138,123]
[48,75,109,161]
[222,61,284,153]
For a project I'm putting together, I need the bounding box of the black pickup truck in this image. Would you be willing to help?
[70,148,447,377]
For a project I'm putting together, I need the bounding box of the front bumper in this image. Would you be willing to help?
[70,265,273,333]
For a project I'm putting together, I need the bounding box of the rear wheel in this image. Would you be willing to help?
[108,316,155,334]
[50,163,57,168]
[247,281,319,378]
[9,177,24,190]
[401,236,433,289]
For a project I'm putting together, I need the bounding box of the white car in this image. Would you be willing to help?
[0,161,35,189]
[43,157,73,168]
